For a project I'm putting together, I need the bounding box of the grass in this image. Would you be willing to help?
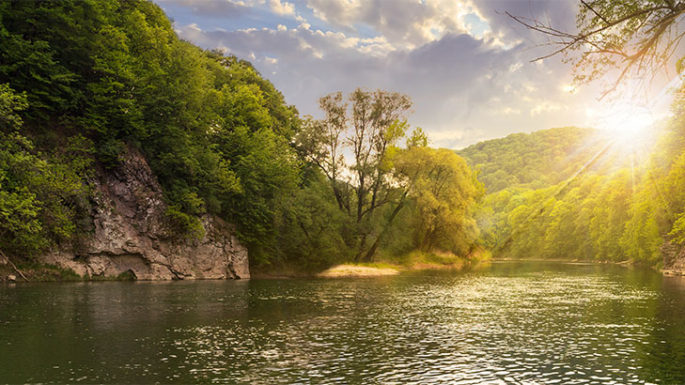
[317,247,492,278]
[1,260,140,282]
[317,264,400,278]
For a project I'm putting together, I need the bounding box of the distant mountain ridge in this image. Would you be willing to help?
[457,126,658,194]
[457,127,603,193]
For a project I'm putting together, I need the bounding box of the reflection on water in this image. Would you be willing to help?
[0,262,684,383]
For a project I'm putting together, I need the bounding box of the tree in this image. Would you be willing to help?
[508,0,685,98]
[0,0,305,266]
[0,84,90,257]
[394,144,483,255]
[296,88,412,261]
[298,96,485,262]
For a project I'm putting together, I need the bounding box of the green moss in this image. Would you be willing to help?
[116,270,137,281]
[12,262,83,282]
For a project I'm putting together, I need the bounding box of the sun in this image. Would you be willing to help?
[596,103,655,137]
[586,101,659,150]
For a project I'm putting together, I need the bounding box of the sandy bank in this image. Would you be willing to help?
[317,264,400,278]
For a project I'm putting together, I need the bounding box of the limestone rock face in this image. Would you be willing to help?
[39,148,249,280]
[661,242,685,276]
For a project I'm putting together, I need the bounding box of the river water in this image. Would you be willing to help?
[0,261,684,384]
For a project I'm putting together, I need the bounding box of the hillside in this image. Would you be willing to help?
[457,127,601,192]
[0,0,314,276]
[465,122,685,269]
[0,0,301,278]
[457,126,661,194]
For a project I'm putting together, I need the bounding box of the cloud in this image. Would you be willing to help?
[268,0,295,16]
[303,0,489,49]
[156,0,250,18]
[468,0,579,51]
[158,0,679,149]
[172,18,597,148]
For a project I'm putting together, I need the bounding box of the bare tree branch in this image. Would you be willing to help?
[507,1,685,98]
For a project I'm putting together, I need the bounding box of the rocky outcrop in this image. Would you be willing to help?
[39,148,249,280]
[661,241,685,276]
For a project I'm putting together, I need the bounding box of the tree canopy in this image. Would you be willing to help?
[509,0,685,97]
[297,89,483,262]
[467,102,685,265]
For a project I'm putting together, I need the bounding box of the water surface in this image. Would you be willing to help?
[1,262,684,384]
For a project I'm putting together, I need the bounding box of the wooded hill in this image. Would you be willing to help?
[460,121,685,266]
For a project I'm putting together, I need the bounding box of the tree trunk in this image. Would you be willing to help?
[361,192,408,262]
[0,249,29,281]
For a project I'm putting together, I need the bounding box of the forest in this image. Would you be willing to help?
[1,0,684,275]
[2,1,685,383]
[0,0,482,273]
[460,113,685,265]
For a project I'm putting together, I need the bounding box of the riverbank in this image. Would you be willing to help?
[1,249,491,282]
[251,248,491,279]
[5,254,682,282]
[492,257,636,265]
[0,262,81,283]
[315,249,493,278]
[0,258,135,283]
[318,264,400,278]
[492,257,685,276]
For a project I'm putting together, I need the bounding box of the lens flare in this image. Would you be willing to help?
[586,101,659,151]
[597,104,654,137]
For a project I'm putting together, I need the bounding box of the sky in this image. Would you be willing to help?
[154,0,680,149]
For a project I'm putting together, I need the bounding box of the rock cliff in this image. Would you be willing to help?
[39,148,249,280]
[661,242,685,276]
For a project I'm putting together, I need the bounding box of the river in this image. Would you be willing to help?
[0,261,684,384]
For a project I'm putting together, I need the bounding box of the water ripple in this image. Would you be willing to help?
[1,262,684,383]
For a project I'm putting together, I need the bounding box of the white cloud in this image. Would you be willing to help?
[268,0,295,16]
[303,0,492,50]
[173,19,600,148]
[161,0,677,148]
[530,101,563,117]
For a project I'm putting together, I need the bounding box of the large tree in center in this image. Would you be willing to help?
[297,89,483,262]
[297,88,412,261]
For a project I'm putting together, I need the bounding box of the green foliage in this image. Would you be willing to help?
[0,0,494,271]
[0,0,303,264]
[164,206,205,240]
[0,84,90,257]
[510,0,685,98]
[300,90,460,262]
[298,88,484,263]
[469,104,685,266]
[212,125,300,261]
[568,0,685,89]
[272,173,352,270]
[393,146,483,255]
[669,214,685,245]
[458,127,611,193]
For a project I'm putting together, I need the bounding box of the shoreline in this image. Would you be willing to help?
[492,258,685,276]
[313,257,480,279]
[4,257,682,283]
